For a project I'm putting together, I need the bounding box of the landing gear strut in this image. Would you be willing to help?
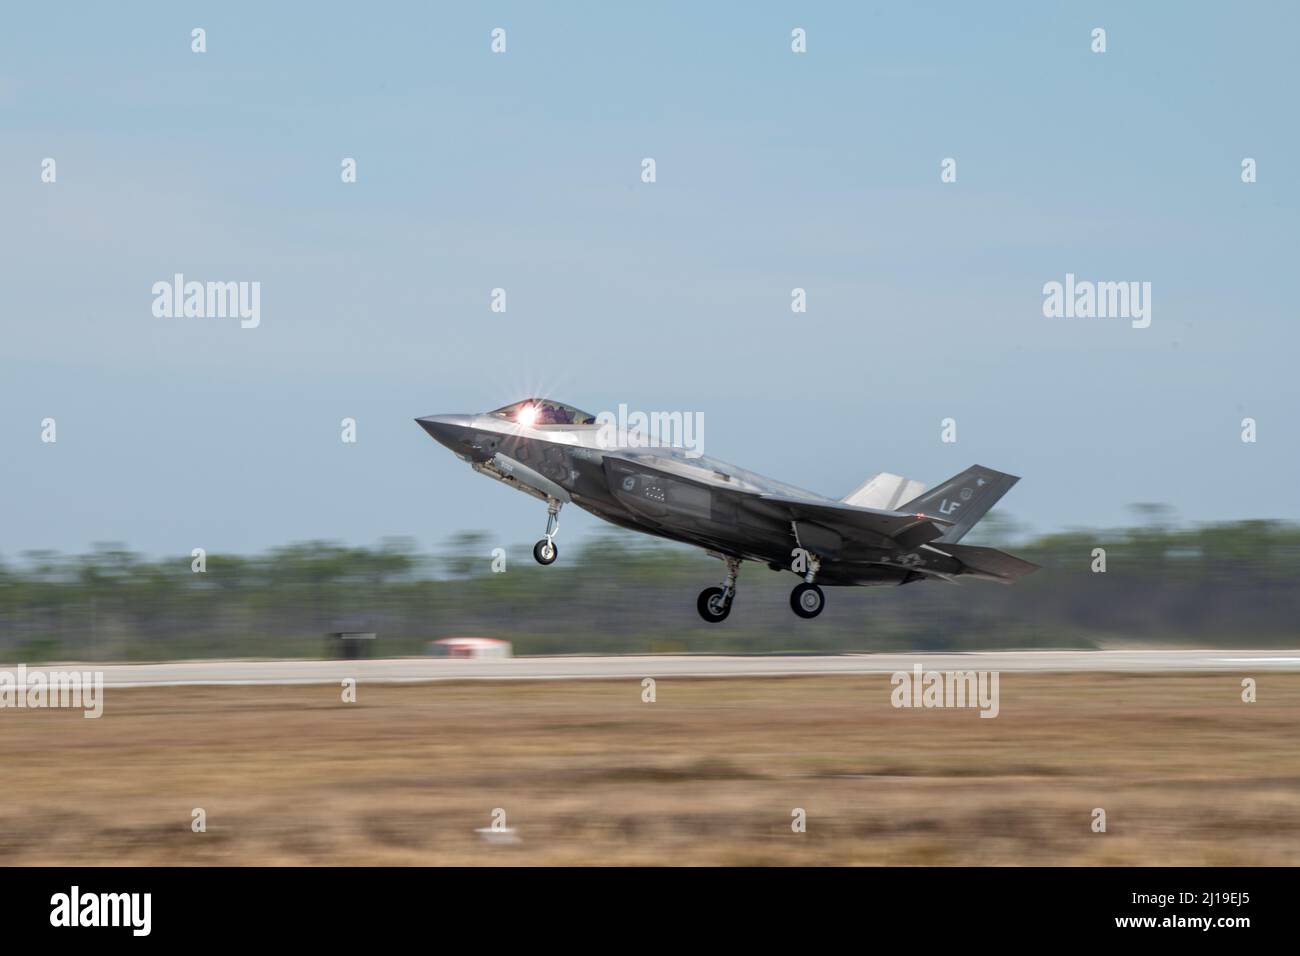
[790,551,825,619]
[532,498,562,565]
[696,556,741,623]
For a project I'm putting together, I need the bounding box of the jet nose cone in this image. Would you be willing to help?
[416,414,473,450]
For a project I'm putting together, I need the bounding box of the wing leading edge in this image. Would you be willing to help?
[750,494,955,551]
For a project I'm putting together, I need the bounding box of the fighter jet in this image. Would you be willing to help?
[417,399,1037,622]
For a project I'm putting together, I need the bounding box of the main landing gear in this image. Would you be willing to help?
[789,552,825,619]
[532,498,562,566]
[696,556,741,623]
[694,553,828,621]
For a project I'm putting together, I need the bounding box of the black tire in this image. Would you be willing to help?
[790,582,825,619]
[533,539,558,565]
[696,586,731,623]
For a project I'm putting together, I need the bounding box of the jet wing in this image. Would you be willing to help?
[600,454,954,555]
[749,494,956,550]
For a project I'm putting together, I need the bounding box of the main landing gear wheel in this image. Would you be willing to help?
[696,586,732,623]
[790,582,825,619]
[533,539,558,565]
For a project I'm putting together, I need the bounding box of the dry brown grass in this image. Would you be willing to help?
[2,673,1298,865]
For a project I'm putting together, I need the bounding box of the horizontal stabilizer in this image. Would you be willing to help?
[935,543,1039,583]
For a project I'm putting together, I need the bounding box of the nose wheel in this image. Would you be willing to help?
[696,555,741,623]
[790,582,825,619]
[532,498,562,566]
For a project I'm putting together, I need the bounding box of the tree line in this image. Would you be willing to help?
[1,513,1297,662]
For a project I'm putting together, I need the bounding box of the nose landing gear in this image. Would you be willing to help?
[532,499,562,566]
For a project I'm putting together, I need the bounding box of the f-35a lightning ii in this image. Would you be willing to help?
[417,399,1037,622]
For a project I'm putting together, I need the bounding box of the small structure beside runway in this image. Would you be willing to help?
[328,630,377,660]
[427,637,513,659]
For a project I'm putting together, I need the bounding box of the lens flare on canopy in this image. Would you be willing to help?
[516,403,539,426]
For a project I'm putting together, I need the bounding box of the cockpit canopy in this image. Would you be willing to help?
[489,398,597,426]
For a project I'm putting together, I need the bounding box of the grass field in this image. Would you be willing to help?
[2,673,1298,865]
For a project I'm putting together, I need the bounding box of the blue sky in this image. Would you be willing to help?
[2,2,1297,558]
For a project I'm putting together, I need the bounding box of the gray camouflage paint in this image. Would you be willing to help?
[417,403,1037,592]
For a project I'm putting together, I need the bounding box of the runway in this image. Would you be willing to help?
[11,649,1300,687]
